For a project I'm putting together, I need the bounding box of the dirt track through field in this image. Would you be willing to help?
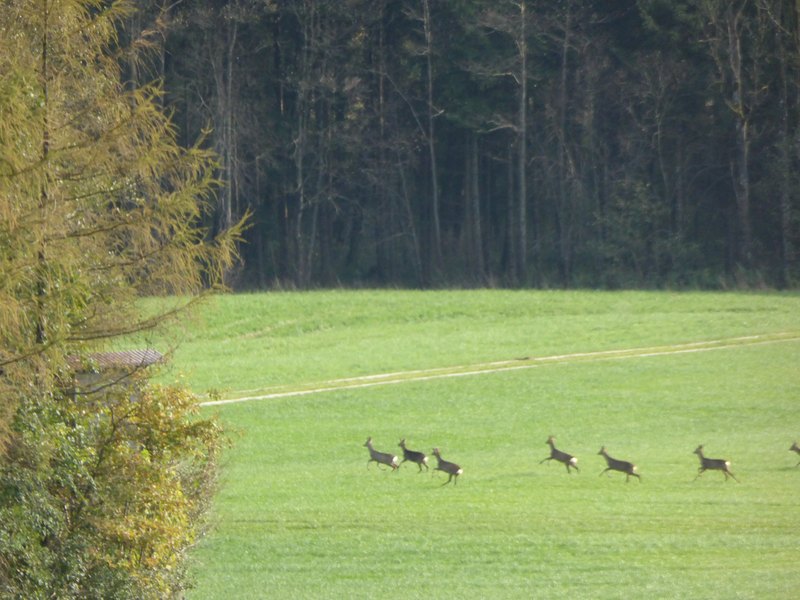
[199,332,800,407]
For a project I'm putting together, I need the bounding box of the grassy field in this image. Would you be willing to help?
[142,291,800,599]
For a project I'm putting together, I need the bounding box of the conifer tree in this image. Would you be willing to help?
[0,1,244,596]
[0,0,242,399]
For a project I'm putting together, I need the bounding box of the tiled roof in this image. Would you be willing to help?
[68,349,164,371]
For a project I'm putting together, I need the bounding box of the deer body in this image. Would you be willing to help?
[399,439,428,471]
[598,446,640,482]
[364,437,399,471]
[790,442,800,467]
[693,445,738,482]
[432,448,463,485]
[540,436,579,473]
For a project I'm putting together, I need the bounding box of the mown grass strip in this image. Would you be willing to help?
[199,330,800,407]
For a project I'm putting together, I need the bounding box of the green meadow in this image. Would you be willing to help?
[144,291,800,599]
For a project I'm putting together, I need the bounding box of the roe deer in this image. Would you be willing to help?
[598,446,640,482]
[363,437,399,471]
[791,442,800,467]
[693,445,738,482]
[539,436,579,473]
[432,447,463,485]
[399,439,428,471]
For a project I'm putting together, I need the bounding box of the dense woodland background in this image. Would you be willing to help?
[128,0,800,289]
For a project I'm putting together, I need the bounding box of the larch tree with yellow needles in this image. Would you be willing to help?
[0,1,245,597]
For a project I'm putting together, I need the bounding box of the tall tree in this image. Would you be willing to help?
[701,0,758,272]
[756,0,800,287]
[460,0,534,284]
[418,0,444,277]
[0,0,243,595]
[1,0,243,382]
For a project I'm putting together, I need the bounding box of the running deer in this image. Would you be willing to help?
[363,437,399,471]
[432,447,463,485]
[598,446,640,482]
[398,439,428,471]
[791,442,800,467]
[693,445,738,482]
[539,436,579,473]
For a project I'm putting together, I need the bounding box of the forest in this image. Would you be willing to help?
[127,0,800,289]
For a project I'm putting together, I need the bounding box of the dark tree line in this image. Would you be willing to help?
[128,0,800,288]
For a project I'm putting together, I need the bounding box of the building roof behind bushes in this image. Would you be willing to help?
[68,349,163,372]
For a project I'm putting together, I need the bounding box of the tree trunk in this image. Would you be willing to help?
[398,155,424,285]
[293,96,307,286]
[724,2,753,270]
[422,0,443,277]
[467,133,485,282]
[778,25,792,288]
[516,0,528,285]
[505,143,515,284]
[556,2,571,286]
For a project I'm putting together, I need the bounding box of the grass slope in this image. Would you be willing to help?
[150,291,800,599]
[146,289,800,396]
